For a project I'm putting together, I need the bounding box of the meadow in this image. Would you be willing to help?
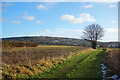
[2,44,119,79]
[2,45,92,79]
[34,49,104,79]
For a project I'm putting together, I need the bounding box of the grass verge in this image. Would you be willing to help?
[29,49,105,79]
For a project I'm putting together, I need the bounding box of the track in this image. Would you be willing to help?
[35,49,104,79]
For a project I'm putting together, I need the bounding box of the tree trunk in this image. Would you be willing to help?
[92,41,97,49]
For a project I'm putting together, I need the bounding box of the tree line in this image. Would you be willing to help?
[2,41,37,48]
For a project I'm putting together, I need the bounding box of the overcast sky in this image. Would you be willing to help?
[2,2,118,42]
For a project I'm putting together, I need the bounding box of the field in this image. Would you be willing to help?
[34,49,104,78]
[2,45,89,65]
[2,45,94,78]
[3,45,119,79]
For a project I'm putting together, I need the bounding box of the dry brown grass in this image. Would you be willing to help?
[104,48,120,76]
[2,45,88,65]
[2,45,92,78]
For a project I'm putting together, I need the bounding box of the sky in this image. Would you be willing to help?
[2,2,118,42]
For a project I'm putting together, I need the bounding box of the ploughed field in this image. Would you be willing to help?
[1,45,105,79]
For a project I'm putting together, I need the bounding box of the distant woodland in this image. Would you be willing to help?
[1,36,120,48]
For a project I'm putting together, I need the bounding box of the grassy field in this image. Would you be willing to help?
[2,45,93,79]
[2,45,89,65]
[1,45,107,79]
[32,49,104,79]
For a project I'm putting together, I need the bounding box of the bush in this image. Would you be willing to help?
[2,41,37,48]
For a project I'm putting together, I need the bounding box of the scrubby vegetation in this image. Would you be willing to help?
[2,45,92,79]
[2,41,37,48]
[2,43,119,79]
[36,49,104,78]
[104,48,120,77]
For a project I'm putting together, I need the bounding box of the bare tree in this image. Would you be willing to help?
[82,24,104,49]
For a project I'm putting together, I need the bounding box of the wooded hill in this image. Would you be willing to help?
[2,36,91,47]
[2,36,120,48]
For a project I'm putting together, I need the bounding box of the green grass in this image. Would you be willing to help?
[2,45,105,79]
[2,45,91,79]
[31,49,105,79]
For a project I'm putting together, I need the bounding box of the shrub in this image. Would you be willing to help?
[2,41,37,48]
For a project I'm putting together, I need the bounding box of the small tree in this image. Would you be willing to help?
[82,24,104,49]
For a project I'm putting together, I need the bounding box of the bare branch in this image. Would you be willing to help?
[82,24,104,49]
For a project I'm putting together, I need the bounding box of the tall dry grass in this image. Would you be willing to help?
[104,48,120,77]
[2,45,93,78]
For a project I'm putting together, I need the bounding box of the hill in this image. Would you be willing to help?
[2,36,120,47]
[2,36,91,47]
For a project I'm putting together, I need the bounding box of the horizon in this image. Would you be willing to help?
[2,2,118,42]
[1,35,119,42]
